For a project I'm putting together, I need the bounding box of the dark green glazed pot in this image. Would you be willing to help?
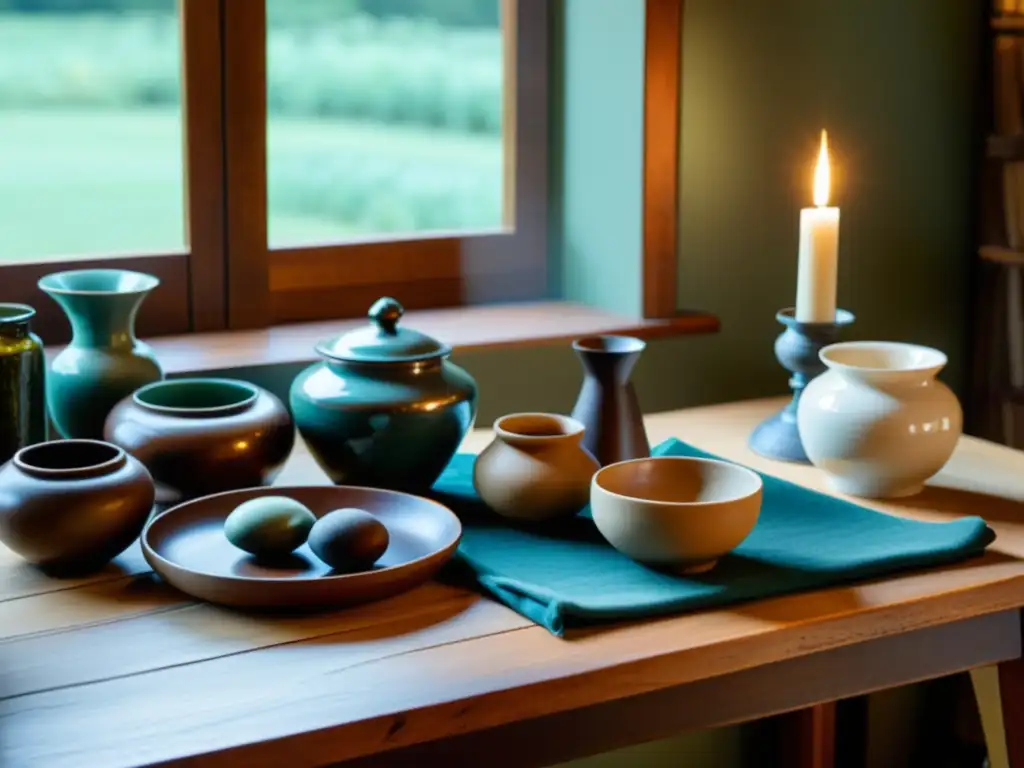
[0,304,46,465]
[39,269,163,439]
[290,298,478,493]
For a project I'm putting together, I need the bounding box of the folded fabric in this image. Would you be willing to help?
[430,438,994,636]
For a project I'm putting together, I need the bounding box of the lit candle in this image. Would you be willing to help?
[795,130,840,323]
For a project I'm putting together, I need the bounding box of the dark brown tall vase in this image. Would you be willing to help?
[570,336,650,466]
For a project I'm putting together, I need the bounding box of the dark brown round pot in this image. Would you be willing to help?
[0,440,155,575]
[104,378,295,504]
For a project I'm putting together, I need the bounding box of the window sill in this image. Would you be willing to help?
[64,302,719,375]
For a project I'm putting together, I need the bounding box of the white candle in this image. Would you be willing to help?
[795,130,840,323]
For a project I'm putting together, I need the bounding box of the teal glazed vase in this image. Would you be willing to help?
[290,297,478,493]
[0,304,46,464]
[40,269,163,439]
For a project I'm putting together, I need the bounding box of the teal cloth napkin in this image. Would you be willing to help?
[430,438,994,636]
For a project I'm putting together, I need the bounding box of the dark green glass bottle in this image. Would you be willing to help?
[0,304,46,465]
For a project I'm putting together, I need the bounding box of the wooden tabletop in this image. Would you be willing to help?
[3,397,1024,767]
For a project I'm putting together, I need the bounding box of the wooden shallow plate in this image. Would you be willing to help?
[142,486,462,610]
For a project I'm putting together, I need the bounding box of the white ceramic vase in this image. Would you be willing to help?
[797,341,961,499]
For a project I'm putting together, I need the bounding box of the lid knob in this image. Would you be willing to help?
[369,297,404,335]
[315,296,449,363]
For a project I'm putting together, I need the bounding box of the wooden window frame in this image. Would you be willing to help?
[0,0,226,343]
[3,0,687,343]
[220,0,550,329]
[226,0,682,328]
[643,0,683,319]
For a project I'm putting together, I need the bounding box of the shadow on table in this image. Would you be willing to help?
[565,547,1024,639]
[284,586,480,646]
[557,553,876,639]
[436,483,1017,638]
[6,552,140,593]
[15,558,478,646]
[897,484,1024,528]
[719,548,1021,626]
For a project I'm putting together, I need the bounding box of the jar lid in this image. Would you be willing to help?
[315,298,451,364]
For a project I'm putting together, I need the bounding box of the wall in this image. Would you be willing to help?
[675,0,980,405]
[455,0,981,425]
[553,0,645,317]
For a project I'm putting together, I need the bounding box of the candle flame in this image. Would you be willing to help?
[813,129,831,207]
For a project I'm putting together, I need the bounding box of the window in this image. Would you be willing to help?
[0,5,184,259]
[0,0,548,339]
[1,1,693,343]
[0,1,225,339]
[232,0,549,328]
[266,1,507,246]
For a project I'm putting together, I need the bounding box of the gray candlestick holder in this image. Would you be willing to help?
[748,307,855,463]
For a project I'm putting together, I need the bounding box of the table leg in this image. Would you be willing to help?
[780,703,836,768]
[999,656,1024,766]
[973,667,1009,768]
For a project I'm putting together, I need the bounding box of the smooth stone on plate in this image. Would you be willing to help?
[308,508,389,571]
[224,496,316,558]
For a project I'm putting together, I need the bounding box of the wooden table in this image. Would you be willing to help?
[4,397,1024,768]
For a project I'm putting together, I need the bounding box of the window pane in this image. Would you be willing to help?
[0,3,185,263]
[266,0,505,247]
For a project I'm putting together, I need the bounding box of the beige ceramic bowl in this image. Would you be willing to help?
[590,456,763,573]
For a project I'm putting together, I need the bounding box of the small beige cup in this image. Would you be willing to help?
[473,413,600,521]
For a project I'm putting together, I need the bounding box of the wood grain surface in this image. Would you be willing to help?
[332,611,1019,768]
[2,398,1024,767]
[80,301,720,375]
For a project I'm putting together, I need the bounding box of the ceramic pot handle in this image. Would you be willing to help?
[369,297,404,335]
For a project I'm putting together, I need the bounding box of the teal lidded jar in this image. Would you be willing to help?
[0,304,46,465]
[39,269,163,439]
[290,297,478,493]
